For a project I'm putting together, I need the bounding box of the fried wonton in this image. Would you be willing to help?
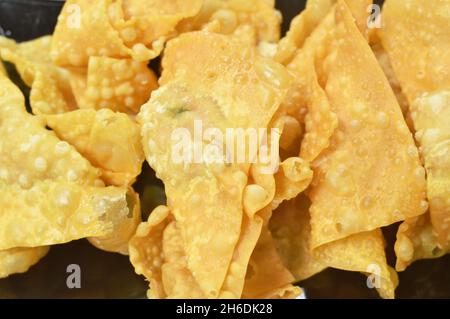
[275,0,372,64]
[137,31,292,298]
[72,56,158,114]
[282,11,338,162]
[379,0,450,103]
[274,0,427,298]
[0,73,101,187]
[379,0,450,269]
[0,36,76,115]
[177,0,281,47]
[270,195,398,299]
[130,206,201,298]
[0,246,50,279]
[0,180,131,250]
[43,109,145,186]
[270,196,327,281]
[410,92,450,247]
[0,52,52,277]
[303,1,426,248]
[130,202,265,299]
[394,214,446,272]
[51,0,202,67]
[0,69,133,263]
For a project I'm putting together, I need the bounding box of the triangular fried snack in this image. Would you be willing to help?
[271,195,398,299]
[51,0,202,66]
[0,70,133,264]
[43,109,145,186]
[77,56,158,114]
[275,0,372,64]
[379,0,450,268]
[306,1,427,248]
[0,36,76,115]
[242,207,301,299]
[138,32,292,297]
[177,0,281,46]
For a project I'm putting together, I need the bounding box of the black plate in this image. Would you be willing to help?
[0,0,449,299]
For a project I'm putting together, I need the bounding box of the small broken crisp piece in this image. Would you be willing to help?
[43,109,145,186]
[51,0,202,66]
[178,0,282,46]
[30,71,73,115]
[0,36,76,115]
[0,246,50,279]
[78,56,158,114]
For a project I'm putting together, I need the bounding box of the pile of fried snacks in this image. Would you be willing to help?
[0,0,448,299]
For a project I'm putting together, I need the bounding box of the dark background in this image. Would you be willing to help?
[0,0,449,299]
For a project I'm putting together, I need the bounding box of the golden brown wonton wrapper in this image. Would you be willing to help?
[274,0,372,64]
[134,31,294,298]
[70,56,158,114]
[272,0,427,298]
[242,207,302,299]
[0,246,50,279]
[0,36,76,115]
[370,39,409,118]
[0,180,131,250]
[51,0,202,67]
[379,0,450,270]
[177,0,281,47]
[270,196,327,281]
[131,206,208,298]
[305,2,427,249]
[379,0,450,103]
[270,196,398,299]
[0,69,134,265]
[43,109,145,186]
[0,67,51,278]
